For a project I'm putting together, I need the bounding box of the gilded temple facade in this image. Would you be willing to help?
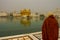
[20,9,31,17]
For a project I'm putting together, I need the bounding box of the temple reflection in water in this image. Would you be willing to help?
[0,16,45,26]
[20,18,31,26]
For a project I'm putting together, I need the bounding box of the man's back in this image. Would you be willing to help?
[42,15,59,40]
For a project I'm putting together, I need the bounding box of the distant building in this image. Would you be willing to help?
[53,8,60,18]
[20,9,31,17]
[31,12,39,18]
[10,11,21,17]
[13,13,21,17]
[0,11,8,17]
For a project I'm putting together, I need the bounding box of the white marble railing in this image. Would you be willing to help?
[0,32,41,40]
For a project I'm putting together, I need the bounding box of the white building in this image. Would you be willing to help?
[13,13,21,17]
[12,11,21,17]
[0,11,8,17]
[31,12,40,18]
[53,8,60,17]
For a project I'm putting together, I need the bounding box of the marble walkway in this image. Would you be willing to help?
[0,28,60,40]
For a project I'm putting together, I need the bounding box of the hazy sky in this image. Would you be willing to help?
[0,0,60,13]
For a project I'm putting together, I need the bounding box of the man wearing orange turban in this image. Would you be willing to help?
[42,12,59,40]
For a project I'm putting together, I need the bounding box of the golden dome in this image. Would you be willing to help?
[20,8,31,16]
